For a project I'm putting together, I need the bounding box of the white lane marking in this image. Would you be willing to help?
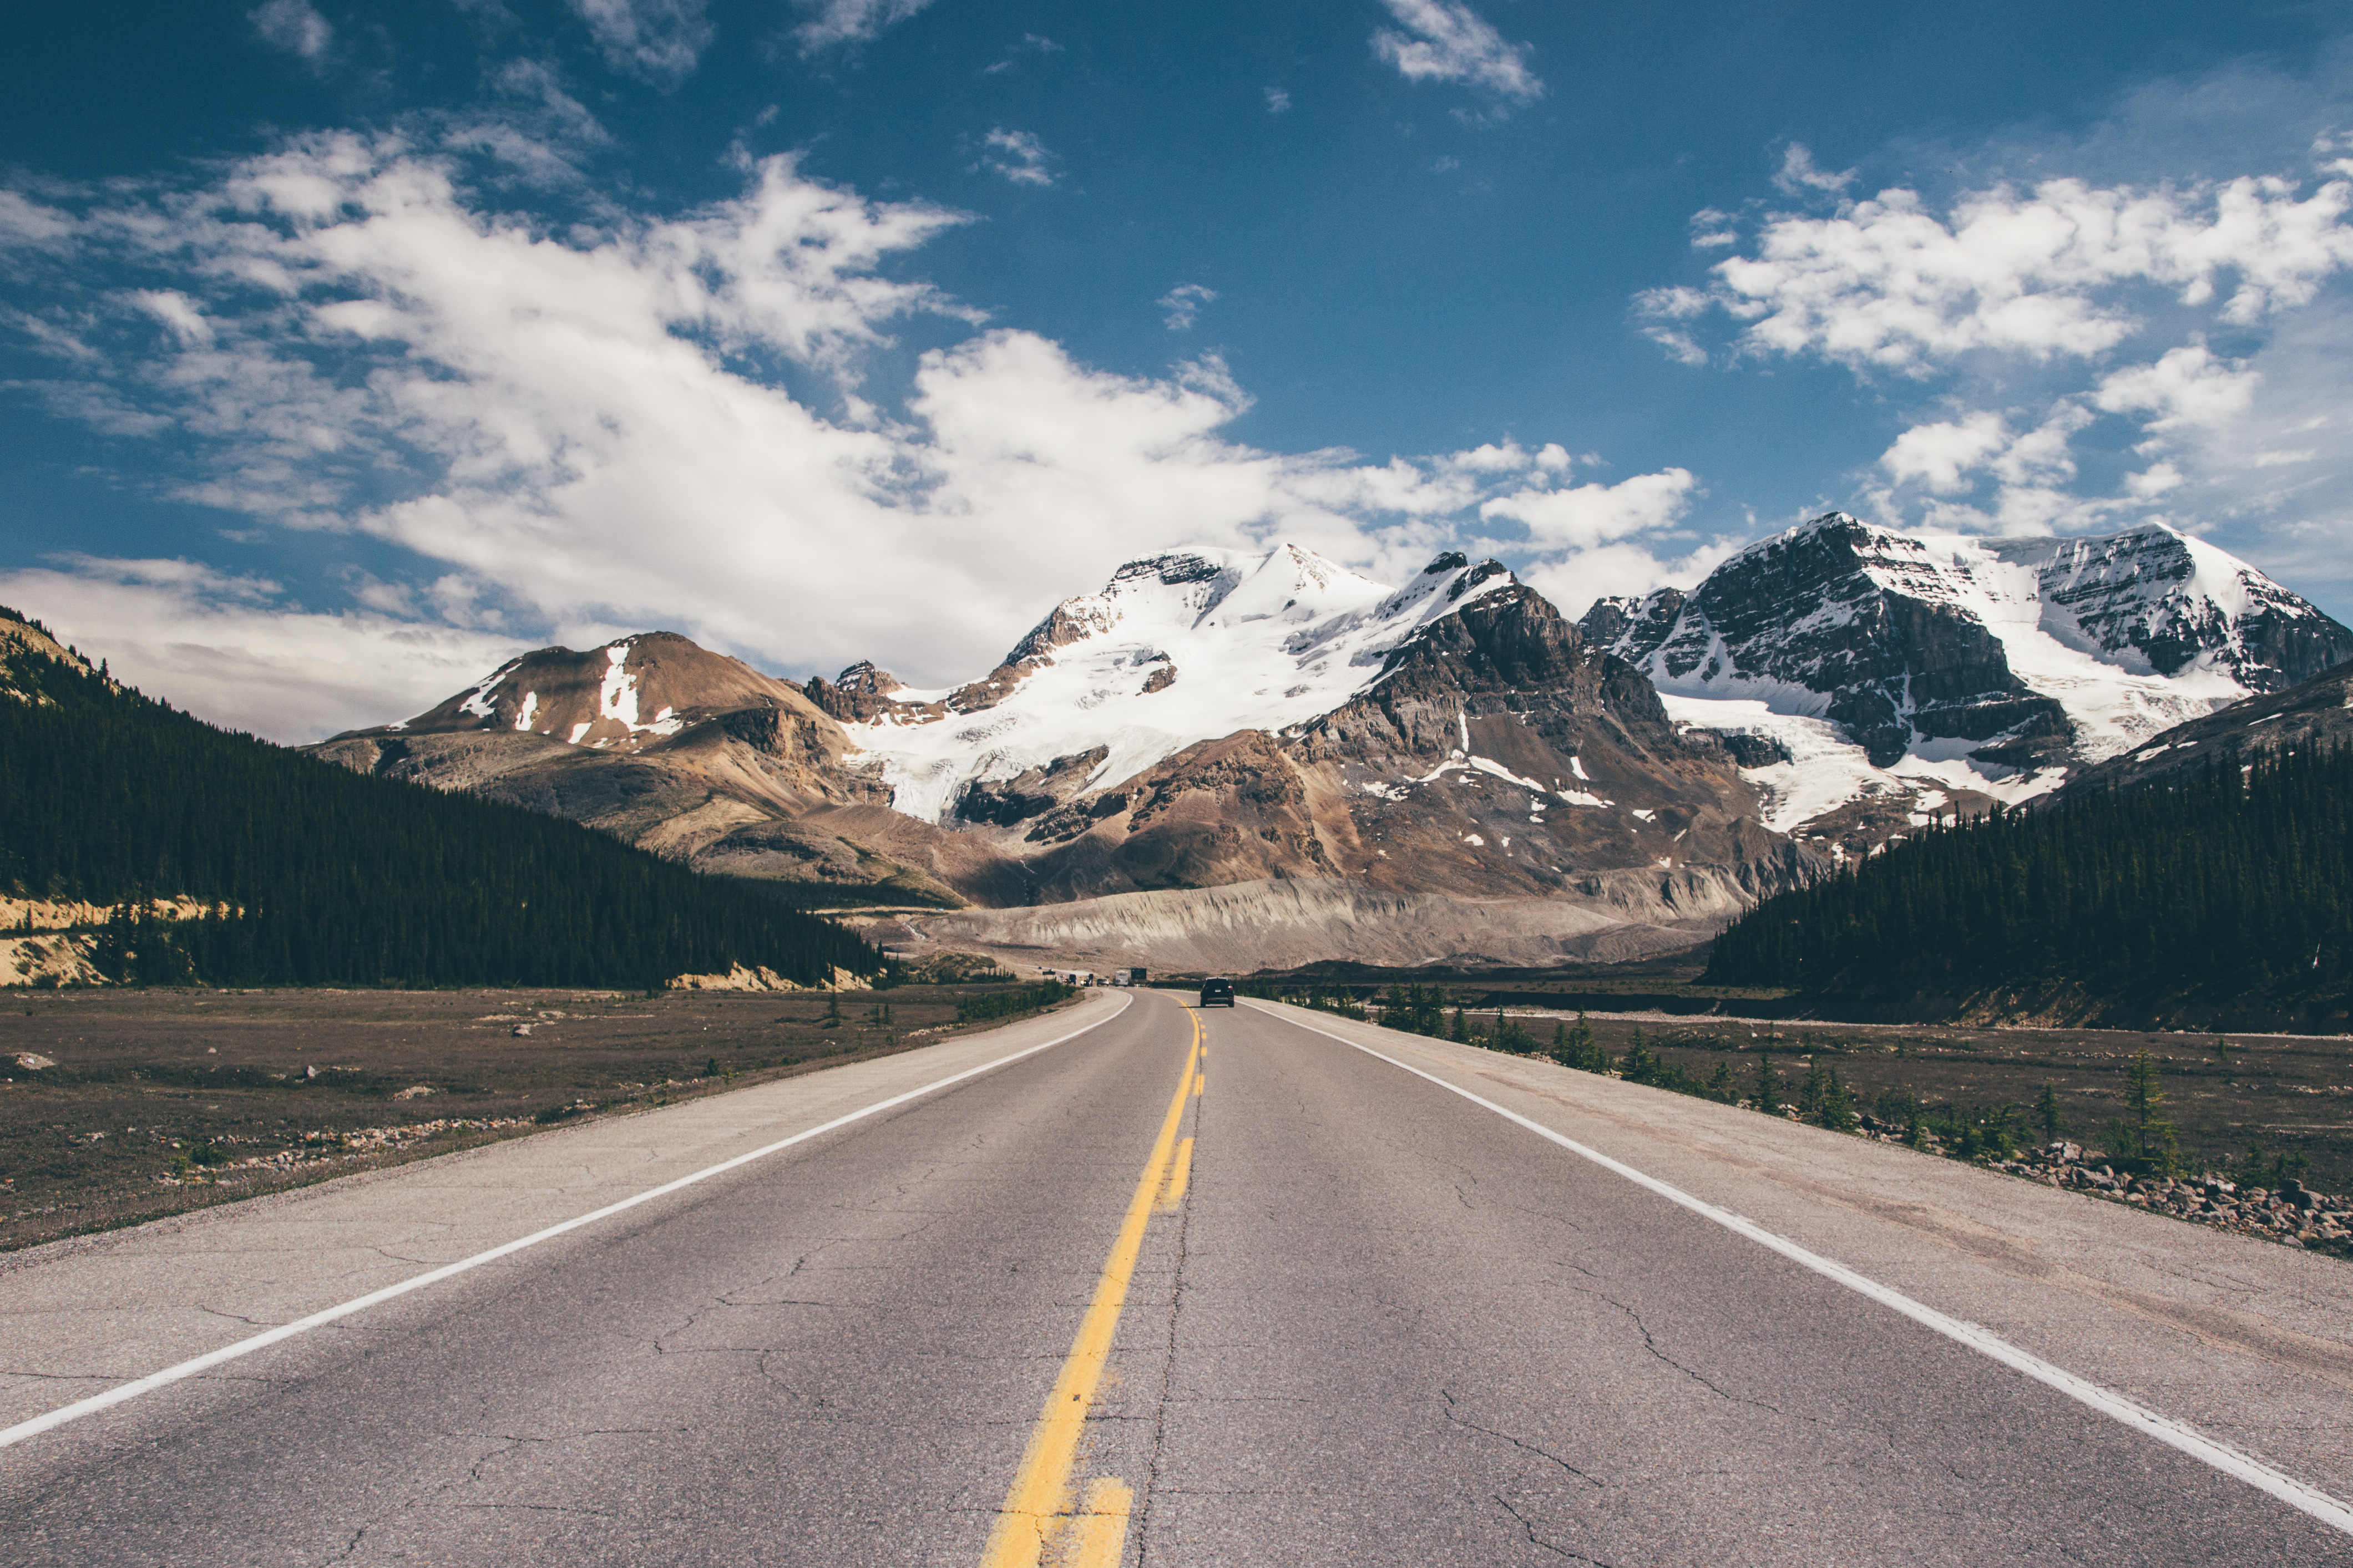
[0,997,1133,1452]
[1255,1002,2353,1539]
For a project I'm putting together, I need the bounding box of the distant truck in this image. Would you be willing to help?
[1112,968,1146,987]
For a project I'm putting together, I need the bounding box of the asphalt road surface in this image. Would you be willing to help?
[3,989,2350,1565]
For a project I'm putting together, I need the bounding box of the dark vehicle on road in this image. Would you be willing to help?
[1198,977,1236,1007]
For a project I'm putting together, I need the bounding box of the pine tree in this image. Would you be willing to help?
[2036,1083,2068,1144]
[1752,1049,1779,1114]
[2124,1050,2178,1171]
[1618,1026,1653,1084]
[1800,1059,1857,1131]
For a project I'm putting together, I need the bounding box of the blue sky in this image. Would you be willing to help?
[7,0,2353,738]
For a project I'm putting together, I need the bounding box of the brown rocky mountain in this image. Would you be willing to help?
[309,549,1815,968]
[309,633,979,906]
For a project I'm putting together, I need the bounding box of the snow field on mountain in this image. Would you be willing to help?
[1910,534,2254,760]
[842,544,1514,822]
[1661,694,2060,835]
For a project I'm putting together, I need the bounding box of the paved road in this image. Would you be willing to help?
[3,989,2350,1564]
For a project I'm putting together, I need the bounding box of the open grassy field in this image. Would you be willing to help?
[0,982,1072,1251]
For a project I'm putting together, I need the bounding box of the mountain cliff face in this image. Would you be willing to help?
[1578,514,2353,857]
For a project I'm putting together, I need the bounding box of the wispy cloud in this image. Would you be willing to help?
[1639,170,2353,374]
[250,0,333,62]
[790,0,935,54]
[983,32,1062,74]
[1264,84,1292,114]
[1772,143,1854,196]
[980,128,1056,187]
[566,0,711,87]
[1158,283,1218,331]
[1370,0,1542,106]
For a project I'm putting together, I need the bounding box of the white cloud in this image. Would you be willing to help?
[1879,412,2009,494]
[1371,0,1543,105]
[490,59,613,153]
[566,0,711,87]
[132,290,214,347]
[1479,468,1698,549]
[0,557,530,741]
[1644,173,2353,374]
[4,136,1708,732]
[1265,84,1292,115]
[0,191,75,248]
[1523,536,1744,623]
[980,128,1056,187]
[1872,402,2096,526]
[1158,283,1217,331]
[2092,342,2259,433]
[983,32,1062,73]
[1772,143,1854,197]
[791,0,935,54]
[250,0,333,62]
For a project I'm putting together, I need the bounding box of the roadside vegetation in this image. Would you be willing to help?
[1247,980,2353,1255]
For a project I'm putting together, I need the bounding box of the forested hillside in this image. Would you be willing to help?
[1706,743,2353,1029]
[0,625,882,990]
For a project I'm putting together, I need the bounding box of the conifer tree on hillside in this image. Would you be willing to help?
[1704,743,2353,1026]
[0,642,881,989]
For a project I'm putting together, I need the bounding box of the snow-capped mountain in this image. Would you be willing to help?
[387,631,808,751]
[1579,514,2353,852]
[311,543,1803,968]
[807,544,1522,825]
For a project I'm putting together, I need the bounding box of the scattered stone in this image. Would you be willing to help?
[13,1053,53,1070]
[391,1085,435,1100]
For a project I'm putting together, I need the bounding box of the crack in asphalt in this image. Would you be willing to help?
[1134,1088,1202,1567]
[1582,1288,1795,1421]
[1494,1494,1622,1565]
[1440,1389,1605,1489]
[197,1303,271,1327]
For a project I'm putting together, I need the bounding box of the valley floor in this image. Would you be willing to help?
[0,982,1064,1251]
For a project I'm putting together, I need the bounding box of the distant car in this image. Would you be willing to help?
[1198,977,1236,1007]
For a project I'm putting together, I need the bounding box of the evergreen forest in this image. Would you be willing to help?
[1706,743,2353,1027]
[0,633,882,990]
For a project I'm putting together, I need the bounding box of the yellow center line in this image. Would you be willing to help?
[1154,1138,1195,1214]
[977,1006,1202,1568]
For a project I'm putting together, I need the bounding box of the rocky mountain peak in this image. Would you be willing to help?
[345,630,805,754]
[1576,513,2353,859]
